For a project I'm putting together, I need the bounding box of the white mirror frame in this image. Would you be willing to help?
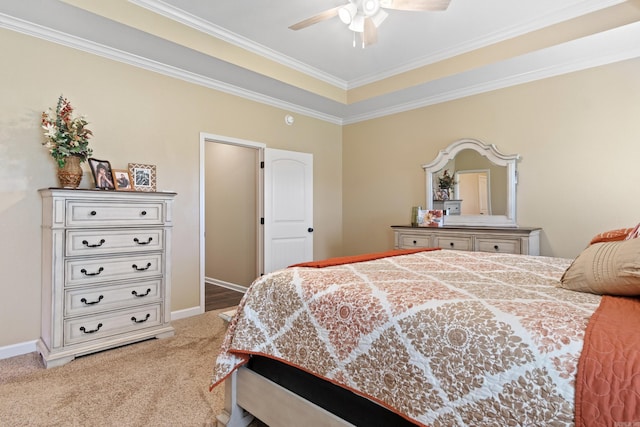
[423,138,519,227]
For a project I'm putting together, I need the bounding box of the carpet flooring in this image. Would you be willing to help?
[0,307,255,426]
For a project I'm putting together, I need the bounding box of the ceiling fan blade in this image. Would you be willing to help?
[381,0,451,12]
[362,18,378,46]
[288,6,341,30]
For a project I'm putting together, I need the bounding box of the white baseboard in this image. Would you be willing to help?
[0,340,38,360]
[206,277,248,294]
[170,305,203,321]
[0,306,204,361]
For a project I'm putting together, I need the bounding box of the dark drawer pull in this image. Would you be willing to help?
[80,323,103,334]
[132,263,152,271]
[494,245,499,251]
[90,210,97,216]
[133,237,153,245]
[449,242,455,247]
[80,267,104,276]
[141,210,147,216]
[82,239,105,248]
[413,240,417,245]
[80,295,104,305]
[131,314,151,324]
[132,288,151,298]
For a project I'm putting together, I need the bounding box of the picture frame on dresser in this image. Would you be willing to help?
[129,163,156,192]
[88,158,115,190]
[113,169,133,191]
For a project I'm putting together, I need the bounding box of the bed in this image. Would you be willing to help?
[210,236,640,427]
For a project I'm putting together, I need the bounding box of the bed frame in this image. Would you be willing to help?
[216,367,353,427]
[216,354,420,427]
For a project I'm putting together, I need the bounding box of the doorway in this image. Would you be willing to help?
[200,134,265,312]
[199,133,314,313]
[205,142,260,286]
[457,170,491,215]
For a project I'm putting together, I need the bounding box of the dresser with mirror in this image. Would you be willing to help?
[393,138,541,255]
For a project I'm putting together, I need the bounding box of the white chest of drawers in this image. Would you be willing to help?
[38,189,176,368]
[392,225,541,255]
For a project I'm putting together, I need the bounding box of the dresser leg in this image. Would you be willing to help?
[155,330,175,339]
[37,339,75,369]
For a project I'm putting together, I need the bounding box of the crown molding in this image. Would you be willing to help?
[348,0,626,88]
[1,8,638,126]
[130,0,625,91]
[0,12,344,125]
[343,20,640,124]
[128,0,349,90]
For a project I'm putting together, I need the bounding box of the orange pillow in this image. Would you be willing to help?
[589,227,634,245]
[625,223,640,240]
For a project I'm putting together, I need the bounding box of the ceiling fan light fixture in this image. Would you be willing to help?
[348,14,365,32]
[338,3,357,24]
[362,0,380,16]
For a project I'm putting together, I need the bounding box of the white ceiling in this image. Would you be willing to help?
[1,0,639,123]
[148,0,618,85]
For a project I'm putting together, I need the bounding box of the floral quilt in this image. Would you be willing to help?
[211,250,601,426]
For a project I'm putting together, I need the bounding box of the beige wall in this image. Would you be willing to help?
[2,24,640,351]
[343,57,640,258]
[0,29,342,348]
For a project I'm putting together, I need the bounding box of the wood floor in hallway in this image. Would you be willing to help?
[205,284,244,311]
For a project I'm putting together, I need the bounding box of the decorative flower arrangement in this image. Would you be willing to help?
[41,95,93,168]
[438,169,455,189]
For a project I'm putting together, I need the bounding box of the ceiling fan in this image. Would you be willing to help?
[289,0,451,47]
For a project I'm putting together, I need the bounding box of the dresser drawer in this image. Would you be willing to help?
[398,234,432,248]
[65,279,162,316]
[64,304,162,345]
[65,253,163,287]
[66,201,164,226]
[392,226,541,257]
[476,238,520,254]
[66,229,164,256]
[434,235,473,251]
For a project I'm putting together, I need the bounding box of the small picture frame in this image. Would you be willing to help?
[113,169,133,191]
[419,209,444,227]
[128,163,157,192]
[88,158,115,190]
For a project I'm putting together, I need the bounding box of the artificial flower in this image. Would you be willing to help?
[41,95,93,168]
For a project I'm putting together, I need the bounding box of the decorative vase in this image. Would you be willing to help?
[57,155,83,188]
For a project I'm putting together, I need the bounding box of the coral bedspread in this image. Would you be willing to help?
[575,295,640,426]
[211,250,603,426]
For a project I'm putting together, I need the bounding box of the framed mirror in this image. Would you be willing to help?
[423,138,519,227]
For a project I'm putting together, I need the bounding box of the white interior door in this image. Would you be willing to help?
[459,173,480,215]
[478,174,490,215]
[264,148,313,274]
